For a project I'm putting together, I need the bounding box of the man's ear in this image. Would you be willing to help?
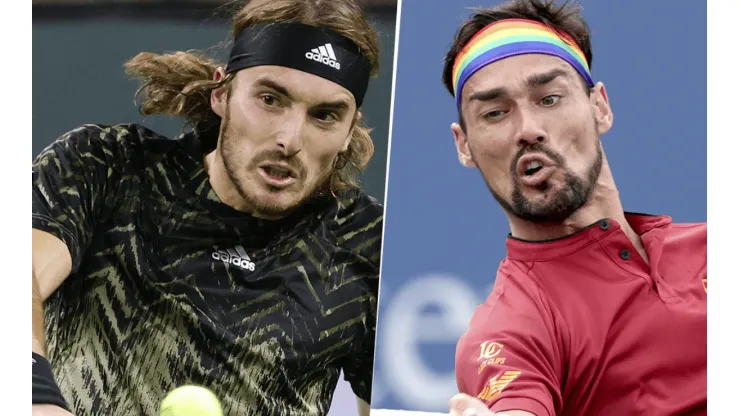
[452,123,477,168]
[211,67,228,118]
[590,81,613,136]
[342,110,361,153]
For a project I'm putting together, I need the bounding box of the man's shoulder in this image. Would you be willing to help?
[665,220,706,251]
[54,123,185,152]
[627,213,706,242]
[331,187,384,229]
[670,220,706,233]
[47,123,198,166]
[319,187,383,258]
[462,262,557,336]
[495,259,547,297]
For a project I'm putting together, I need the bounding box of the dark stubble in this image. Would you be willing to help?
[219,109,329,218]
[478,136,603,224]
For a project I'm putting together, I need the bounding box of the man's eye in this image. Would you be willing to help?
[541,95,561,106]
[485,110,506,119]
[313,110,338,123]
[260,94,279,106]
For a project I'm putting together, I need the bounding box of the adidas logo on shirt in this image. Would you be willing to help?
[211,245,256,271]
[305,43,341,70]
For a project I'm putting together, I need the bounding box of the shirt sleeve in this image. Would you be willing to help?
[341,318,376,404]
[334,189,383,273]
[335,190,383,404]
[32,124,133,273]
[455,277,566,416]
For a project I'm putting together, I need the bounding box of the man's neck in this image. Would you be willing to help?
[507,160,648,262]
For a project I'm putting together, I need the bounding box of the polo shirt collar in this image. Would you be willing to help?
[505,213,672,262]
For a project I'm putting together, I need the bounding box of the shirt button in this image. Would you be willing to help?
[620,249,631,260]
[599,220,610,230]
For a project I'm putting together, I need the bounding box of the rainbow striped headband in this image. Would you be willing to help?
[452,18,594,109]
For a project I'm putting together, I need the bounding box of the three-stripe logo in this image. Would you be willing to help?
[211,245,256,271]
[305,43,341,70]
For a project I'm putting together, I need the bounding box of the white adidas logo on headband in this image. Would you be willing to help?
[305,43,341,70]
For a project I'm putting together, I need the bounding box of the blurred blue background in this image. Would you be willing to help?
[372,0,706,412]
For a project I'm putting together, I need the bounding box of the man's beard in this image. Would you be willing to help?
[218,112,332,219]
[481,139,603,224]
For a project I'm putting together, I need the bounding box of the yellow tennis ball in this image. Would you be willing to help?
[159,385,223,416]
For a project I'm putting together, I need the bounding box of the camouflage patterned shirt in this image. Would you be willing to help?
[32,124,381,416]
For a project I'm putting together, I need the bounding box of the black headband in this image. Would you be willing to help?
[225,22,372,107]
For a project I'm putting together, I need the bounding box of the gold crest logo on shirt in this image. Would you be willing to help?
[477,341,507,372]
[478,341,504,360]
[477,370,522,402]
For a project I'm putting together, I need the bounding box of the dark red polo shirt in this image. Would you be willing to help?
[455,214,707,416]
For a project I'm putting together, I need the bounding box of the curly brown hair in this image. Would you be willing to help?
[124,0,381,192]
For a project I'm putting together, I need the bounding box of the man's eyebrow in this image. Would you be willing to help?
[526,68,569,88]
[468,86,507,103]
[256,77,352,112]
[255,78,292,99]
[314,100,351,112]
[467,68,571,104]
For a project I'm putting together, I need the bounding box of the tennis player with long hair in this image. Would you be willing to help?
[32,1,385,414]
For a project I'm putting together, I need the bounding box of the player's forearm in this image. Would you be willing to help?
[31,229,74,357]
[32,271,48,356]
[356,397,370,416]
[32,270,72,414]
